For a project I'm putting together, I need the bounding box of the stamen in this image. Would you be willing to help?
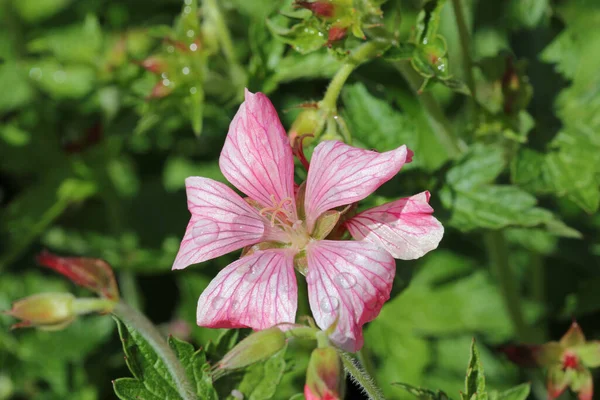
[259,196,295,228]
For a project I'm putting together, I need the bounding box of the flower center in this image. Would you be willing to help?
[258,195,309,250]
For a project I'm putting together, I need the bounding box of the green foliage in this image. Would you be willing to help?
[2,0,600,398]
[113,317,217,400]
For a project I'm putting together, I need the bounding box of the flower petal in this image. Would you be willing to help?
[305,141,409,231]
[172,177,266,270]
[219,89,296,215]
[346,191,443,260]
[306,240,395,352]
[196,249,297,329]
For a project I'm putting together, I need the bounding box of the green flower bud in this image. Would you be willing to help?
[4,293,76,331]
[218,327,287,370]
[304,347,345,400]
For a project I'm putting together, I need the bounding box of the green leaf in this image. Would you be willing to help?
[234,348,287,400]
[168,336,218,399]
[264,52,341,93]
[267,18,327,55]
[489,383,530,400]
[392,382,450,400]
[113,317,214,400]
[446,144,505,191]
[162,157,225,192]
[0,62,35,112]
[461,340,487,400]
[507,0,549,29]
[11,0,73,23]
[384,43,417,61]
[341,83,448,171]
[28,60,96,99]
[27,15,102,64]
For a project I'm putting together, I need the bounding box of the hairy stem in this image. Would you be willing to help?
[450,0,476,99]
[394,62,465,158]
[484,231,529,342]
[112,301,197,400]
[340,351,385,400]
[321,40,389,113]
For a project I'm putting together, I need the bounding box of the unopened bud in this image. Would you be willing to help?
[4,293,76,330]
[288,107,320,146]
[37,251,119,300]
[218,327,286,370]
[327,26,347,44]
[305,347,345,400]
[138,56,168,74]
[295,1,335,18]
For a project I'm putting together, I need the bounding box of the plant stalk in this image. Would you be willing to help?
[321,40,389,113]
[450,0,476,99]
[484,231,529,342]
[340,351,385,400]
[394,62,465,158]
[112,301,197,400]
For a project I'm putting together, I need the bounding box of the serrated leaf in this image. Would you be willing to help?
[235,347,287,400]
[113,317,193,400]
[168,336,218,400]
[447,144,506,190]
[461,340,487,400]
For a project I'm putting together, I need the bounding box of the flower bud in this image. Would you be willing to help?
[137,56,168,74]
[218,327,287,370]
[37,251,119,300]
[4,293,76,330]
[304,347,345,400]
[288,107,320,146]
[295,1,335,18]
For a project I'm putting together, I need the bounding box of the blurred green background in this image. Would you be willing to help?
[1,0,599,399]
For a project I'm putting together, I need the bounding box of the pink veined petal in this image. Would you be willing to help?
[304,141,409,232]
[196,249,298,330]
[306,240,396,352]
[172,177,267,270]
[346,191,444,260]
[219,89,297,217]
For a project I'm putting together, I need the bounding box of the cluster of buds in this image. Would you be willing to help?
[214,324,345,400]
[502,321,599,400]
[294,0,371,46]
[3,251,119,331]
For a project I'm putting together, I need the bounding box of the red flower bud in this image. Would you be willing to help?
[327,26,347,44]
[148,80,173,99]
[295,1,335,18]
[4,293,76,330]
[304,347,345,400]
[37,251,119,301]
[137,56,168,74]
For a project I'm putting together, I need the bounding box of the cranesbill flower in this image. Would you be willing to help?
[173,89,443,352]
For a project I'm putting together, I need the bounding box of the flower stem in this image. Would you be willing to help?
[112,301,197,400]
[339,351,385,400]
[484,231,530,342]
[394,62,465,158]
[321,40,389,113]
[450,0,476,99]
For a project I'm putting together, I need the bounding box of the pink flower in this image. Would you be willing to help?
[173,89,443,352]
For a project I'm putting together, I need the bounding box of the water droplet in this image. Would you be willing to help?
[192,219,220,245]
[162,78,171,86]
[231,299,240,310]
[211,296,224,308]
[182,66,190,75]
[187,29,195,38]
[335,273,357,289]
[320,297,339,313]
[184,0,192,4]
[189,43,198,51]
[231,389,244,400]
[243,266,261,282]
[167,45,175,53]
[53,70,66,83]
[190,87,197,94]
[184,6,192,13]
[161,72,168,79]
[29,67,42,79]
